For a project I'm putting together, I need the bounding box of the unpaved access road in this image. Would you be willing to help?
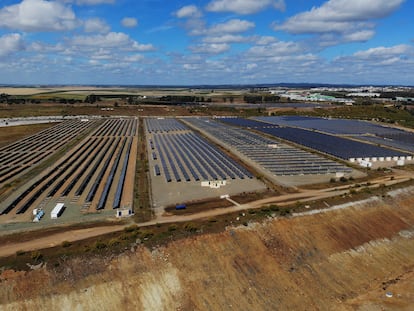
[0,225,125,258]
[0,170,412,258]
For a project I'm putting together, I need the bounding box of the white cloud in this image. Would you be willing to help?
[206,0,285,15]
[276,0,404,34]
[209,19,255,34]
[0,33,25,57]
[130,41,155,52]
[203,34,249,44]
[352,44,412,58]
[342,30,375,42]
[175,5,202,18]
[273,0,405,48]
[29,41,66,53]
[72,0,115,5]
[121,17,138,28]
[183,63,199,70]
[246,63,257,70]
[70,32,155,51]
[247,41,303,58]
[254,36,278,45]
[124,54,144,62]
[190,43,230,54]
[0,0,78,32]
[84,18,110,33]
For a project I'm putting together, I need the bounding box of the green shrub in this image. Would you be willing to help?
[94,241,107,250]
[61,241,72,248]
[140,230,154,239]
[269,205,279,212]
[16,250,25,256]
[108,238,121,247]
[31,251,43,261]
[124,224,139,233]
[184,222,198,233]
[168,224,178,232]
[280,208,291,216]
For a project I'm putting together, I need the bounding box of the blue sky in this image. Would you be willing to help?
[0,0,413,85]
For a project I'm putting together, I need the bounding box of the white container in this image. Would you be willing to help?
[51,203,65,219]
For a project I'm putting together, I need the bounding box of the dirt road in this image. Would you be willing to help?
[0,170,411,258]
[0,225,125,258]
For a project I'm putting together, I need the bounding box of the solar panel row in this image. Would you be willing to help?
[254,116,400,135]
[145,118,252,183]
[185,117,352,176]
[145,118,188,133]
[219,117,410,160]
[0,120,97,185]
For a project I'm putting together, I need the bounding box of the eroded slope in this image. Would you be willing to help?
[1,188,414,310]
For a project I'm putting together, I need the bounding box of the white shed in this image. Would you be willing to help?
[51,203,65,219]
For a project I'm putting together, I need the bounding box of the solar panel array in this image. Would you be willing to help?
[0,119,98,185]
[254,116,399,135]
[145,118,252,183]
[221,117,410,160]
[1,118,137,216]
[255,116,414,154]
[185,118,352,176]
[357,133,414,153]
[145,118,188,133]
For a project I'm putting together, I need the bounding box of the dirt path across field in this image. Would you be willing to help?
[0,225,125,257]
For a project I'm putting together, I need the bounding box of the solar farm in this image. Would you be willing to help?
[145,118,265,208]
[0,118,138,225]
[183,117,355,186]
[0,119,98,185]
[1,112,414,227]
[253,116,414,160]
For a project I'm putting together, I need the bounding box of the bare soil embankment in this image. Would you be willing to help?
[1,187,414,310]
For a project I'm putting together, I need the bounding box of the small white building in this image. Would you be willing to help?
[51,203,65,219]
[116,208,134,218]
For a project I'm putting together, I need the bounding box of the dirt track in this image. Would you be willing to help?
[0,169,411,258]
[0,225,125,257]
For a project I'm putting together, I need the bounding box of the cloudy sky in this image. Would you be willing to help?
[0,0,413,85]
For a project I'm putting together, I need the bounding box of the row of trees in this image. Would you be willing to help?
[243,95,281,103]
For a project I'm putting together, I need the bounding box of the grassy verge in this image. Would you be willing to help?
[133,118,152,222]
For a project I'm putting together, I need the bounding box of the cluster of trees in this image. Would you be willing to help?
[159,95,210,103]
[243,95,280,104]
[380,91,414,99]
[0,93,26,104]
